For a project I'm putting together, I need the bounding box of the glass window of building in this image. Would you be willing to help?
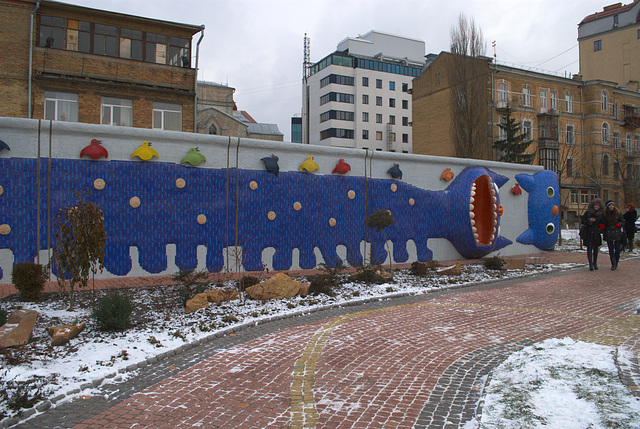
[402,99,408,109]
[376,79,382,89]
[39,15,65,49]
[362,112,369,122]
[153,102,182,131]
[540,91,547,112]
[44,91,78,122]
[389,98,395,108]
[362,94,369,104]
[389,81,395,91]
[567,124,575,145]
[170,37,191,67]
[362,129,369,140]
[120,28,143,60]
[376,114,382,123]
[101,97,133,126]
[376,96,382,106]
[94,24,117,56]
[146,33,167,64]
[66,19,90,52]
[522,86,531,107]
[362,77,369,87]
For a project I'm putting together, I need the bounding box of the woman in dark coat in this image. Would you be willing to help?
[581,198,604,271]
[601,200,625,270]
[623,203,637,252]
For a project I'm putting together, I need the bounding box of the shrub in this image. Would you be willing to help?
[351,265,392,285]
[92,292,133,331]
[12,262,47,301]
[237,275,261,292]
[308,274,337,297]
[410,261,429,276]
[172,268,210,296]
[483,255,506,270]
[0,308,7,326]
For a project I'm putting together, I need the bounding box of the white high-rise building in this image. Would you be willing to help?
[302,31,426,152]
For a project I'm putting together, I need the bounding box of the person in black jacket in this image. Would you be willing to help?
[601,200,625,270]
[581,198,604,271]
[623,203,637,252]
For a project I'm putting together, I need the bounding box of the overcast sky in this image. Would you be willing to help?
[67,0,611,141]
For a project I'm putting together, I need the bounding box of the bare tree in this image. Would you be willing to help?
[448,14,490,159]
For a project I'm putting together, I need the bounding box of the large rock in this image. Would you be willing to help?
[298,282,310,297]
[0,309,39,348]
[206,288,239,305]
[185,292,209,314]
[246,273,301,301]
[437,262,462,276]
[47,323,86,346]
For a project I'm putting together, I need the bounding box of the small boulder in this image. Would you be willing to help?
[47,323,86,346]
[437,262,462,276]
[298,282,310,297]
[0,309,39,348]
[206,288,239,304]
[185,292,209,314]
[246,273,300,301]
[504,259,526,270]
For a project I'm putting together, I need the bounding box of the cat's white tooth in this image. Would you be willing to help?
[469,204,475,211]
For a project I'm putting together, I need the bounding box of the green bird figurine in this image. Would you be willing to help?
[181,147,206,166]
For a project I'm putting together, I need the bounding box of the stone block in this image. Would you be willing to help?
[0,309,38,348]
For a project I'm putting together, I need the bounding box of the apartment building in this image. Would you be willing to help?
[302,31,425,152]
[578,0,640,88]
[0,0,204,132]
[412,52,640,226]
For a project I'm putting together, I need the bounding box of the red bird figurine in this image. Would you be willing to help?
[332,158,351,174]
[511,184,522,195]
[80,139,109,160]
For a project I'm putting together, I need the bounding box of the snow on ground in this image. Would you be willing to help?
[465,338,640,429]
[2,257,639,427]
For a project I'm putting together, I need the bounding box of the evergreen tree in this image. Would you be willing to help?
[493,107,534,164]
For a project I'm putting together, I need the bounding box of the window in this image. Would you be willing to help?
[362,77,369,87]
[497,82,508,107]
[390,132,396,142]
[580,190,589,205]
[613,103,618,119]
[376,131,383,140]
[44,91,78,122]
[636,135,640,153]
[362,129,369,140]
[614,15,619,26]
[39,15,65,49]
[376,79,382,89]
[169,37,190,67]
[402,99,408,109]
[153,102,182,131]
[539,148,558,172]
[376,96,382,106]
[320,92,354,105]
[602,122,610,144]
[319,128,354,140]
[362,112,369,122]
[627,134,633,155]
[602,154,609,176]
[389,115,395,125]
[567,158,573,177]
[522,86,531,107]
[362,94,369,104]
[498,115,507,140]
[603,190,609,203]
[402,133,409,143]
[376,114,382,123]
[571,189,578,204]
[602,91,608,111]
[320,110,354,122]
[402,83,408,92]
[320,74,354,88]
[550,92,558,110]
[523,119,532,140]
[613,132,620,149]
[402,117,409,126]
[389,98,396,108]
[540,91,547,112]
[146,33,167,64]
[565,94,573,113]
[389,81,395,91]
[66,19,90,52]
[94,24,117,56]
[614,161,620,179]
[120,28,143,60]
[594,40,602,51]
[101,97,132,126]
[566,124,575,145]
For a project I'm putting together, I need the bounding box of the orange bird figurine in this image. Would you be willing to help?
[80,139,109,159]
[332,159,351,174]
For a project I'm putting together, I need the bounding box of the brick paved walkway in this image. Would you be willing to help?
[11,253,640,428]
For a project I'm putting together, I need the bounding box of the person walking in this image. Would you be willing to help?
[601,200,625,270]
[581,198,604,271]
[623,203,637,252]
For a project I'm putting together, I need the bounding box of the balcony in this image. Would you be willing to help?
[538,137,559,149]
[624,116,640,129]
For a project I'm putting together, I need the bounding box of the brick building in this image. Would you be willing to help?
[412,52,640,226]
[0,0,204,132]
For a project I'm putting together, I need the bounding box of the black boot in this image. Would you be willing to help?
[593,251,598,270]
[587,250,593,271]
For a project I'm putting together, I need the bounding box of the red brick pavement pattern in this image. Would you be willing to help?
[69,257,639,428]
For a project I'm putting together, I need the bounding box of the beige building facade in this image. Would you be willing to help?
[578,0,640,89]
[412,52,640,226]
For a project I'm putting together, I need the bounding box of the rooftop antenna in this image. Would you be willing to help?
[492,40,497,71]
[303,33,311,79]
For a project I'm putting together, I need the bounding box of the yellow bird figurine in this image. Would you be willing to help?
[131,141,159,161]
[299,156,319,173]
